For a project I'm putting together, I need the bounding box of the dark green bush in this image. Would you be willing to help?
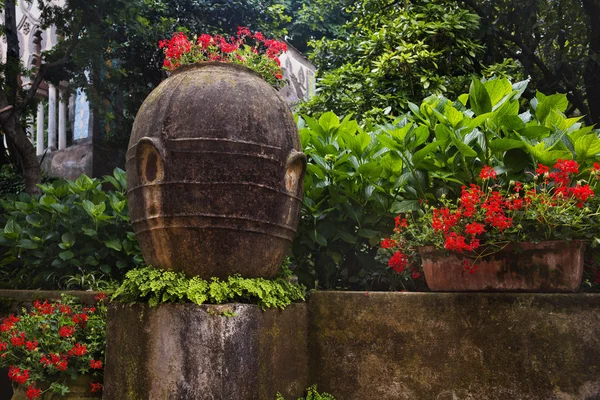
[0,164,25,195]
[293,112,425,291]
[0,169,142,290]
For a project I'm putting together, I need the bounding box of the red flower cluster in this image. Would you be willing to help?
[388,251,408,273]
[25,340,38,351]
[33,300,54,315]
[58,325,75,338]
[40,353,68,371]
[26,385,41,399]
[479,165,497,180]
[72,313,88,326]
[90,382,103,393]
[8,365,29,384]
[158,27,286,83]
[90,359,102,369]
[68,343,88,357]
[0,315,19,332]
[11,332,26,347]
[537,160,595,207]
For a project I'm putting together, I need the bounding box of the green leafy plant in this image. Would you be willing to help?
[159,27,287,87]
[379,77,600,203]
[293,112,424,290]
[276,385,336,400]
[0,169,142,290]
[112,265,306,310]
[0,294,106,398]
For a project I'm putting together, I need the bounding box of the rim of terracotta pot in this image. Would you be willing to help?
[418,239,586,256]
[169,61,269,81]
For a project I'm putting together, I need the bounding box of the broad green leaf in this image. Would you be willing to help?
[483,78,512,107]
[4,220,21,236]
[318,111,340,133]
[390,200,420,213]
[61,233,75,247]
[412,142,442,167]
[575,135,600,160]
[467,112,492,129]
[358,162,383,178]
[503,149,531,171]
[469,79,492,116]
[19,239,38,249]
[535,92,569,123]
[59,251,74,261]
[518,126,552,139]
[302,115,325,136]
[357,229,380,239]
[104,239,123,251]
[306,164,326,180]
[489,139,524,152]
[25,214,43,227]
[512,78,530,99]
[450,135,477,157]
[409,125,429,149]
[500,115,526,133]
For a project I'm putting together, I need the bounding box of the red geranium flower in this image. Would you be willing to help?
[479,165,497,180]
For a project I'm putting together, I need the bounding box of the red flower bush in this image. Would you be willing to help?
[159,27,287,88]
[0,295,106,397]
[381,160,600,275]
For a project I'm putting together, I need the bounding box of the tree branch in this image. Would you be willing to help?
[16,24,82,114]
[461,0,592,124]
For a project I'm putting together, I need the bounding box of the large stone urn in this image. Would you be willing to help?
[126,62,306,278]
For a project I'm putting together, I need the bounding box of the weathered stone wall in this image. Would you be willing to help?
[308,292,600,400]
[39,141,125,180]
[103,302,308,400]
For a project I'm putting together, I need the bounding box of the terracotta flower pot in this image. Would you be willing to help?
[126,62,306,279]
[419,240,585,292]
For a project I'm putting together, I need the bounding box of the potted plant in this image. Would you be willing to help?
[126,28,306,280]
[0,294,106,399]
[380,160,600,291]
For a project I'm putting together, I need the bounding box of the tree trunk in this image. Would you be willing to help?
[0,113,41,194]
[582,0,600,125]
[0,0,42,194]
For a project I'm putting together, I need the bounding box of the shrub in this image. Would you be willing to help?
[378,77,600,203]
[0,169,142,290]
[293,112,426,291]
[0,294,106,397]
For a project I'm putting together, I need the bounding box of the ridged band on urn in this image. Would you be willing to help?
[126,62,306,279]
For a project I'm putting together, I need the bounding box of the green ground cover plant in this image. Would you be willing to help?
[0,169,142,290]
[112,265,306,310]
[276,385,335,400]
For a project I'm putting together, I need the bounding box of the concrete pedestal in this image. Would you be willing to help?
[103,303,308,400]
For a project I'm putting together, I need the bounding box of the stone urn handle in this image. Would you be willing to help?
[136,137,166,185]
[285,150,307,197]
